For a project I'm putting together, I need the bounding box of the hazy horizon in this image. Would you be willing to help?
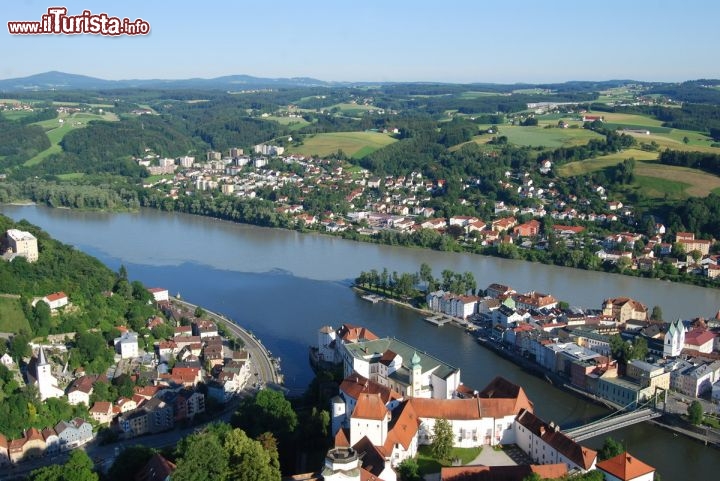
[3,1,720,83]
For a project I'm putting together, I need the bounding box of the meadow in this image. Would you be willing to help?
[24,111,118,166]
[288,131,396,159]
[0,296,31,333]
[473,125,603,148]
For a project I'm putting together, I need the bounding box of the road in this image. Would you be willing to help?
[171,298,282,387]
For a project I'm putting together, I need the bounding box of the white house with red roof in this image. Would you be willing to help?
[147,287,169,303]
[596,452,655,481]
[36,292,68,310]
[684,328,716,354]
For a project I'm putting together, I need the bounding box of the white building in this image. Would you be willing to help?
[147,287,169,303]
[5,229,38,262]
[340,337,461,399]
[114,332,139,359]
[596,452,655,481]
[34,347,64,401]
[663,319,686,357]
[514,408,597,473]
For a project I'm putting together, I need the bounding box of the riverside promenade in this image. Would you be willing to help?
[170,298,282,387]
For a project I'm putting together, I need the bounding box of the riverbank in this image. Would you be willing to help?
[7,194,720,290]
[169,297,283,387]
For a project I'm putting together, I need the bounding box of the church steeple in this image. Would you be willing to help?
[38,346,49,366]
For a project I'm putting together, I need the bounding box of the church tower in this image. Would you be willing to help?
[36,346,62,401]
[410,351,422,397]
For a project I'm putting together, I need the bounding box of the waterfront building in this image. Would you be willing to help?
[339,337,461,399]
[602,298,648,323]
[514,409,597,474]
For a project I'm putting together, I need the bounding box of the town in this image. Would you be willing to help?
[137,138,720,287]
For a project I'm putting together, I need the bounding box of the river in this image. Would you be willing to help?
[2,204,718,479]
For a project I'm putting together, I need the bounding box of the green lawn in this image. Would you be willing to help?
[474,125,603,148]
[633,175,691,199]
[416,445,482,475]
[557,149,658,177]
[288,131,397,159]
[264,116,310,130]
[0,297,31,333]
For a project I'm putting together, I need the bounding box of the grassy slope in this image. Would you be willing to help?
[24,111,118,166]
[0,297,31,333]
[288,131,397,158]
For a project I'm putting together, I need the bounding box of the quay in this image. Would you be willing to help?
[170,298,283,387]
[361,294,384,303]
[424,315,451,326]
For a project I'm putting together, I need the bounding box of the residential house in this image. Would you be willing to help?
[684,328,716,354]
[134,453,177,481]
[67,375,95,406]
[514,291,558,311]
[42,428,59,455]
[513,220,541,237]
[89,401,115,425]
[596,452,655,481]
[675,232,712,256]
[115,331,140,359]
[55,418,93,450]
[119,398,174,438]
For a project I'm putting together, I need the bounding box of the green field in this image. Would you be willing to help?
[558,147,720,198]
[473,125,603,148]
[0,296,31,333]
[557,149,658,177]
[265,115,310,130]
[288,131,397,159]
[24,111,118,166]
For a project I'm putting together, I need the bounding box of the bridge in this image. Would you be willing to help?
[563,407,662,442]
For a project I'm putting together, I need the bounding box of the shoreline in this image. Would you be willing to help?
[4,199,719,292]
[351,285,720,449]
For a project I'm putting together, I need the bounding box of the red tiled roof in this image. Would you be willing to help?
[685,328,716,346]
[515,409,596,470]
[597,453,655,481]
[340,373,402,405]
[44,291,67,302]
[353,393,388,421]
[441,464,567,481]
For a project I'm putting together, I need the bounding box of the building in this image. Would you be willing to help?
[663,319,686,357]
[115,331,140,359]
[40,291,69,310]
[684,328,716,354]
[54,418,93,450]
[602,298,647,322]
[339,337,461,399]
[34,347,64,401]
[89,401,115,424]
[119,398,174,438]
[134,453,177,481]
[514,409,597,473]
[67,375,96,406]
[626,360,670,391]
[147,287,169,303]
[675,232,712,256]
[596,452,655,481]
[441,464,567,481]
[5,229,38,262]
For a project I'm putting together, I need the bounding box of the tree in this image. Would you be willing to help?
[397,458,422,481]
[224,428,282,481]
[194,306,205,318]
[431,418,454,461]
[599,437,625,460]
[173,428,229,481]
[650,305,663,321]
[30,450,99,481]
[630,336,648,361]
[687,400,703,425]
[231,389,298,439]
[419,262,433,290]
[107,445,156,481]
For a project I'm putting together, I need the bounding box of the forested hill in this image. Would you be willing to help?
[0,214,116,299]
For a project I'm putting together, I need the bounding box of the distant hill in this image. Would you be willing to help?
[0,71,342,91]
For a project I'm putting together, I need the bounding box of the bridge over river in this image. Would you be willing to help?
[563,407,662,442]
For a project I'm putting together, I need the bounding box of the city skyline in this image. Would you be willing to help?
[2,0,720,83]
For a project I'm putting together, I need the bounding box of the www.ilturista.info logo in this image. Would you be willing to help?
[8,7,150,35]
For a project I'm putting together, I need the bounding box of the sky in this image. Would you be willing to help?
[2,0,720,83]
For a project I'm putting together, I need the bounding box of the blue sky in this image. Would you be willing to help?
[2,0,719,83]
